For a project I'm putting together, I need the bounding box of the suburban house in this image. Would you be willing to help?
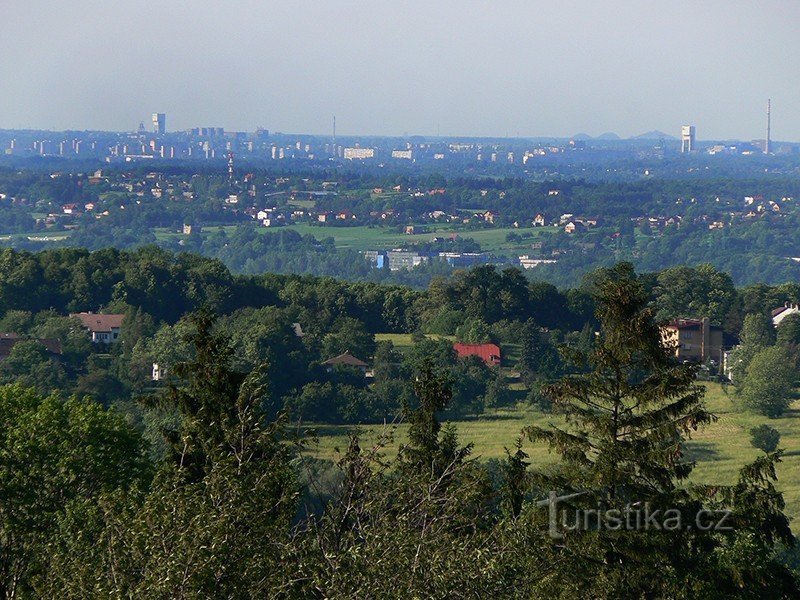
[564,221,585,234]
[182,223,201,235]
[322,351,368,374]
[772,303,800,326]
[453,342,501,367]
[0,333,63,360]
[660,318,723,364]
[152,363,165,381]
[70,312,125,344]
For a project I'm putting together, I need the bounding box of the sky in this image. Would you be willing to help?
[1,1,798,140]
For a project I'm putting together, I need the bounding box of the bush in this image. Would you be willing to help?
[741,346,796,417]
[749,424,781,453]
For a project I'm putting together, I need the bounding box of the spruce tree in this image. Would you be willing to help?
[525,263,797,597]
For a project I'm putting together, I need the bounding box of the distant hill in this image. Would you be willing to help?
[632,130,678,140]
[595,132,621,141]
[570,132,592,141]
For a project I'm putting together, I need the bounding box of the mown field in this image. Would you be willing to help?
[302,382,800,525]
[283,223,557,255]
[153,222,557,256]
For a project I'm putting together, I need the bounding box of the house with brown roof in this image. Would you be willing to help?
[70,312,125,344]
[321,351,368,373]
[0,333,63,360]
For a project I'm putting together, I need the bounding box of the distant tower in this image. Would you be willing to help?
[765,99,771,154]
[680,125,696,153]
[152,113,166,134]
[138,121,146,134]
[332,115,337,154]
[227,152,234,183]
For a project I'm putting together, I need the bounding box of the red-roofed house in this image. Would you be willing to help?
[453,343,501,367]
[70,312,125,344]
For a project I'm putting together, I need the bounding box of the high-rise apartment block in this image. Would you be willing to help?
[343,147,375,160]
[680,125,695,153]
[152,113,166,134]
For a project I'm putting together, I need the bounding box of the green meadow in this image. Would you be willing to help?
[303,382,800,525]
[284,222,557,255]
[152,221,558,257]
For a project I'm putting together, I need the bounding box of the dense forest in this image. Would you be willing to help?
[2,256,799,597]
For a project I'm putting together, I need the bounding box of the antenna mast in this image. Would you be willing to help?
[765,99,771,154]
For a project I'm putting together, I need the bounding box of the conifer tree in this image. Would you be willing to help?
[525,263,797,597]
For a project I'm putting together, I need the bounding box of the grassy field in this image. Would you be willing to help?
[374,332,454,352]
[302,383,800,525]
[283,223,556,255]
[151,222,557,257]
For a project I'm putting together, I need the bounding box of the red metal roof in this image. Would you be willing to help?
[453,343,501,366]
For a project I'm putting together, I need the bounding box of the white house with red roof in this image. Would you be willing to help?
[70,312,125,344]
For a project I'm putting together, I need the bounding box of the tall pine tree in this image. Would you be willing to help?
[525,263,797,598]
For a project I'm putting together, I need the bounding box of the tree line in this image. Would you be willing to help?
[1,264,798,597]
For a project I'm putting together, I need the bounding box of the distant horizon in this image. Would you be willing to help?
[0,124,789,146]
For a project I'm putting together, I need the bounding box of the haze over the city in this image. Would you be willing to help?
[1,0,798,140]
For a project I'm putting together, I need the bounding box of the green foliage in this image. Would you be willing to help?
[517,319,562,384]
[654,263,737,324]
[777,313,800,347]
[400,361,458,473]
[0,385,150,598]
[0,339,68,394]
[0,258,798,595]
[321,315,376,361]
[740,312,777,347]
[500,438,530,519]
[455,316,491,343]
[46,310,300,597]
[750,424,781,453]
[742,346,797,417]
[0,310,33,333]
[525,263,725,596]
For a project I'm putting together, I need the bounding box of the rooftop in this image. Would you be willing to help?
[322,351,368,368]
[70,312,125,333]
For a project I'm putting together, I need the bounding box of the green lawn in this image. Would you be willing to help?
[374,333,454,352]
[283,223,556,255]
[151,222,557,257]
[302,383,800,525]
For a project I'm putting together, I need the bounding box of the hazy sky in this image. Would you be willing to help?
[1,1,798,140]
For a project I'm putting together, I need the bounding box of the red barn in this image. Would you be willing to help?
[453,343,501,367]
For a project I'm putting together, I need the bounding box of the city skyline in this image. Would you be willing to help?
[1,1,798,139]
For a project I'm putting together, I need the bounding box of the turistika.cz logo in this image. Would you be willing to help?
[536,491,733,540]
